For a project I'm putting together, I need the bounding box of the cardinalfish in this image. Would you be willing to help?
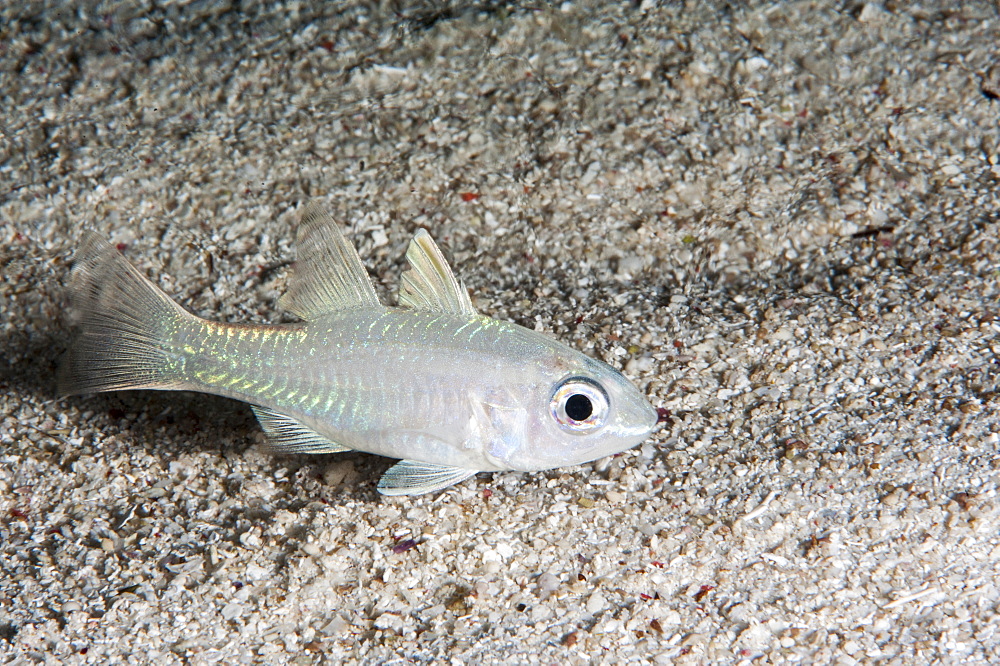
[60,202,659,495]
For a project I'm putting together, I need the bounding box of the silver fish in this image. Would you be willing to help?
[60,203,659,495]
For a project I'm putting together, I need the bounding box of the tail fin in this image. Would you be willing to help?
[58,232,195,395]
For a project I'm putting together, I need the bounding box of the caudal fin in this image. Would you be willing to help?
[58,232,194,395]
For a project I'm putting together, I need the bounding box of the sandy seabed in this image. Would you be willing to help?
[2,1,1000,663]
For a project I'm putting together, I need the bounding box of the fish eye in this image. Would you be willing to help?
[550,377,609,434]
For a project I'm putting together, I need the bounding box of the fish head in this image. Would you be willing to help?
[490,351,659,472]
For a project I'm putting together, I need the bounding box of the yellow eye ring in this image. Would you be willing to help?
[550,377,609,434]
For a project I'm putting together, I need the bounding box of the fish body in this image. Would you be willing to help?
[60,203,658,495]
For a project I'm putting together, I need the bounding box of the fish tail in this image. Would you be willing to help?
[58,232,196,396]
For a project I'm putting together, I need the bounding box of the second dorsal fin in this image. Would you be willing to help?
[278,202,381,320]
[398,230,477,315]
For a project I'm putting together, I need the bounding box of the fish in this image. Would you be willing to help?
[59,202,659,495]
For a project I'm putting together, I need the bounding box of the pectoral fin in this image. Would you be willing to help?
[377,460,478,496]
[252,406,352,454]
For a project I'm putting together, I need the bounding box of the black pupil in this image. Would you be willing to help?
[565,394,593,421]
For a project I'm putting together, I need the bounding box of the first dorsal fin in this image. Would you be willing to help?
[278,202,381,320]
[398,230,477,315]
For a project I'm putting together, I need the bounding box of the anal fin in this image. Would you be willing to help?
[252,406,352,454]
[377,460,478,496]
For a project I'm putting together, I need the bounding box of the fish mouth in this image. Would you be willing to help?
[633,404,663,437]
[606,411,660,441]
[619,423,658,440]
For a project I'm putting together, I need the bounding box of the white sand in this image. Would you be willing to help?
[2,1,999,663]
